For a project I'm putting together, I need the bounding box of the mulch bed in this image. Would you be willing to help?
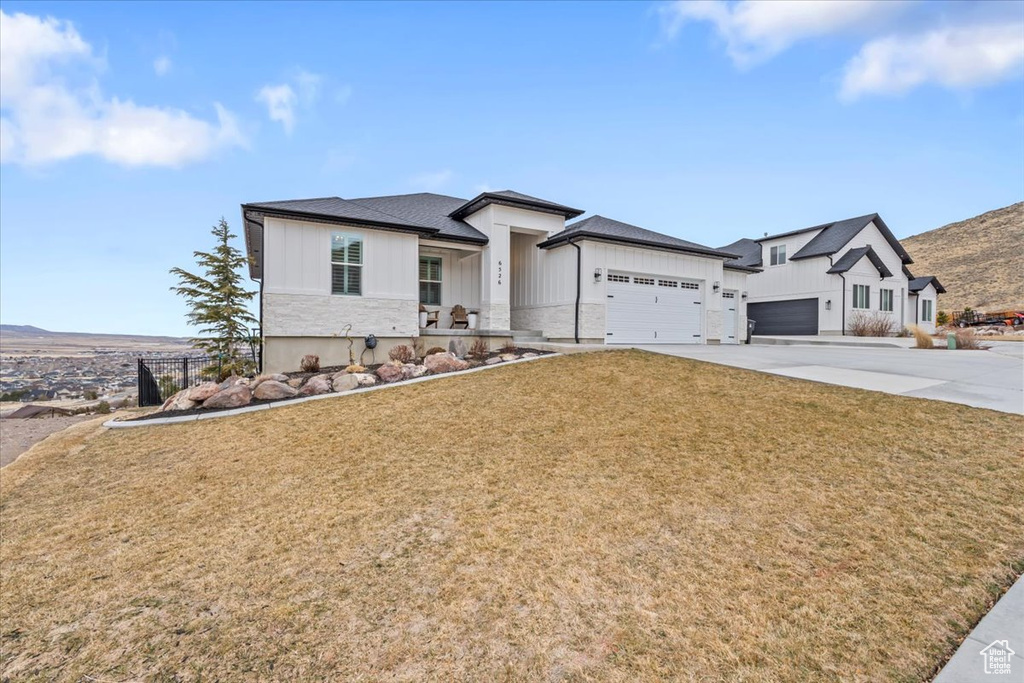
[124,348,553,422]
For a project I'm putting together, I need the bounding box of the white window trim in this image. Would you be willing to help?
[880,288,894,312]
[853,284,870,309]
[770,244,787,267]
[331,232,363,296]
[419,255,442,306]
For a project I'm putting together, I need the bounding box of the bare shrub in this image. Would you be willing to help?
[848,312,899,337]
[389,344,415,364]
[300,354,320,373]
[412,337,425,359]
[469,338,489,360]
[954,329,988,350]
[499,342,518,355]
[909,325,934,349]
[426,346,446,356]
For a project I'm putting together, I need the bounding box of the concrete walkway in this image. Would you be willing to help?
[636,343,1024,414]
[933,575,1023,682]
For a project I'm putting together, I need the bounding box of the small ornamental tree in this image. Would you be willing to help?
[170,218,257,379]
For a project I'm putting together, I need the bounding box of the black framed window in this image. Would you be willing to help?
[331,232,363,296]
[419,256,441,306]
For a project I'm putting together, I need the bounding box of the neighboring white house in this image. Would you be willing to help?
[721,214,945,335]
[242,191,753,372]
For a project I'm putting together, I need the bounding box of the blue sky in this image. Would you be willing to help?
[1,0,1022,335]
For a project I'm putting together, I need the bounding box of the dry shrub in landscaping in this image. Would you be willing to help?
[469,338,489,360]
[909,325,934,349]
[426,346,446,356]
[848,311,899,337]
[499,341,518,355]
[299,354,320,373]
[954,329,988,350]
[389,344,415,364]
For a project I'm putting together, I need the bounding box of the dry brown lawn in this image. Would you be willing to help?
[2,351,1022,682]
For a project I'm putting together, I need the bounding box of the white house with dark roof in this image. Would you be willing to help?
[722,213,945,335]
[242,191,751,372]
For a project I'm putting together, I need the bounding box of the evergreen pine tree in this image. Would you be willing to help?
[170,218,258,378]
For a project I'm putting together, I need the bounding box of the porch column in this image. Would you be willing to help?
[479,223,510,331]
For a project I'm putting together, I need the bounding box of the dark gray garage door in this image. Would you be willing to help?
[747,298,818,335]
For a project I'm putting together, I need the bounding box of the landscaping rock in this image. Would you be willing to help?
[499,353,518,362]
[250,373,288,389]
[218,374,245,391]
[402,363,427,379]
[185,382,220,402]
[286,378,304,389]
[344,364,366,373]
[484,357,502,365]
[203,384,252,409]
[253,380,298,400]
[351,373,377,387]
[376,364,404,383]
[521,352,538,359]
[332,373,359,392]
[161,389,198,412]
[424,352,469,373]
[297,375,331,396]
[448,338,467,359]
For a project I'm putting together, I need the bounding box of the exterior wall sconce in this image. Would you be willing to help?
[825,300,832,310]
[713,281,721,292]
[594,268,603,282]
[741,291,747,300]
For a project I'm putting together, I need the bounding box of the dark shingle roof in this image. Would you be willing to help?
[349,193,487,243]
[789,213,912,264]
[244,197,434,233]
[909,276,946,294]
[826,246,893,277]
[720,238,763,269]
[449,190,584,220]
[539,215,739,260]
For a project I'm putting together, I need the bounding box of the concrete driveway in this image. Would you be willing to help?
[638,341,1024,414]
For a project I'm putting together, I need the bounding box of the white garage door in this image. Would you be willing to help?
[606,272,702,344]
[722,291,738,344]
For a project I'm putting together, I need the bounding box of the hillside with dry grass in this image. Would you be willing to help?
[901,203,1024,314]
[2,351,1022,681]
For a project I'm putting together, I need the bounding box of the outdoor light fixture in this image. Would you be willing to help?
[741,291,748,300]
[594,268,603,282]
[825,300,832,310]
[713,281,721,292]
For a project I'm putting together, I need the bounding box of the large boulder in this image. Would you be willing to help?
[402,363,427,379]
[351,373,377,387]
[203,384,252,409]
[218,374,246,391]
[160,389,198,412]
[253,380,298,400]
[448,338,468,359]
[286,378,304,389]
[185,382,221,402]
[376,363,404,383]
[297,375,332,396]
[424,352,469,374]
[250,373,288,390]
[332,373,359,392]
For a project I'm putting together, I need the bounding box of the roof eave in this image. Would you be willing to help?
[241,204,441,237]
[538,232,737,260]
[449,192,584,220]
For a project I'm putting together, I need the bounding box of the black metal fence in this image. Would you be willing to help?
[137,356,219,407]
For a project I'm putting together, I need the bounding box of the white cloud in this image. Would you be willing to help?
[840,22,1024,101]
[659,0,904,67]
[0,10,245,167]
[410,169,453,191]
[153,55,172,76]
[256,69,333,134]
[256,83,297,134]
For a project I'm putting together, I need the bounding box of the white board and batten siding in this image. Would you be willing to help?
[262,216,419,337]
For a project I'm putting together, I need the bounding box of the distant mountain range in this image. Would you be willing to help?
[0,324,187,343]
[901,202,1024,314]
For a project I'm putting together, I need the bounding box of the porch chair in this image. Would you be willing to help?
[419,304,439,328]
[450,304,469,329]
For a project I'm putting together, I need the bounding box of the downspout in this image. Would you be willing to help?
[830,255,846,336]
[569,237,581,344]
